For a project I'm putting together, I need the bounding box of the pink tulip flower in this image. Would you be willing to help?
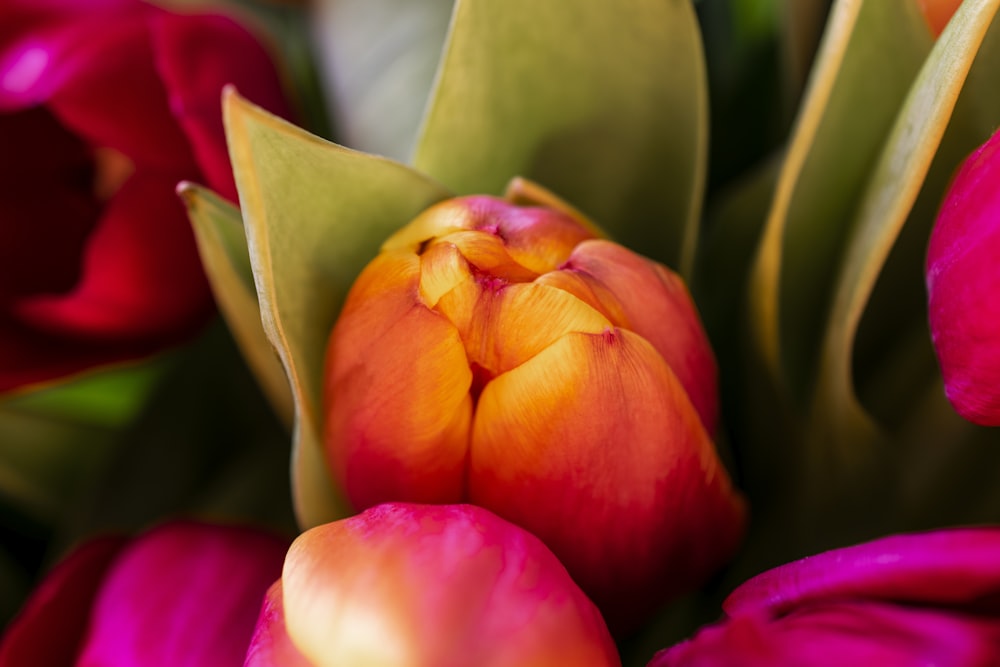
[926,126,1000,425]
[0,521,289,666]
[244,503,622,667]
[649,527,1000,666]
[0,0,291,392]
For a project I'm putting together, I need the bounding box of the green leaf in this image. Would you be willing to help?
[812,0,1000,448]
[223,89,452,527]
[749,0,931,401]
[180,182,295,428]
[413,0,708,275]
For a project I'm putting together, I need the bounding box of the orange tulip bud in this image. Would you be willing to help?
[917,0,961,36]
[324,195,746,630]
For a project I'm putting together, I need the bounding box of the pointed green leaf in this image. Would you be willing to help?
[224,89,452,527]
[180,182,295,428]
[413,0,708,275]
[750,0,931,399]
[813,0,1000,447]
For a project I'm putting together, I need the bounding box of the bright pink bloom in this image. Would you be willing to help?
[649,528,1000,666]
[0,521,289,667]
[244,503,622,667]
[927,127,1000,425]
[0,0,291,392]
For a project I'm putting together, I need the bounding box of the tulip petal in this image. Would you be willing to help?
[13,170,212,341]
[76,522,287,667]
[470,328,745,629]
[150,12,292,201]
[725,528,1000,617]
[926,128,1000,425]
[0,536,124,667]
[1,7,197,170]
[243,583,313,667]
[325,257,473,508]
[541,239,718,431]
[436,280,611,376]
[0,108,98,304]
[650,601,1000,667]
[384,196,593,273]
[281,503,621,667]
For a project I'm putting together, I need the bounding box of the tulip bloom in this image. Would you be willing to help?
[0,521,289,666]
[0,0,291,392]
[324,195,746,630]
[926,126,1000,425]
[648,528,1000,666]
[244,503,621,667]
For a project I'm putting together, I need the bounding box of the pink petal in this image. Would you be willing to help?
[279,503,621,667]
[725,528,1000,617]
[242,583,315,667]
[0,536,125,667]
[150,12,293,201]
[650,601,1000,667]
[926,127,1000,425]
[76,521,288,667]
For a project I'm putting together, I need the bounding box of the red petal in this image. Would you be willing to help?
[150,12,292,201]
[927,128,1000,425]
[13,170,212,342]
[0,108,98,303]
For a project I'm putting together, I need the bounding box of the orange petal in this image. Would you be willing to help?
[546,240,718,433]
[243,582,314,667]
[435,280,611,376]
[325,277,472,509]
[384,196,594,274]
[469,329,745,632]
[382,198,477,253]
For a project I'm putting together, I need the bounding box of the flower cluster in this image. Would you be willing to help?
[3,0,1000,665]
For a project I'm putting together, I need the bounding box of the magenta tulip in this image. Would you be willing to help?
[244,503,622,667]
[0,521,289,667]
[649,528,1000,666]
[0,0,291,392]
[926,126,1000,425]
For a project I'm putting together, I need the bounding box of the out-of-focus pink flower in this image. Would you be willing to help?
[244,503,622,667]
[0,0,292,392]
[926,126,1000,425]
[648,528,1000,666]
[324,195,746,631]
[0,521,289,667]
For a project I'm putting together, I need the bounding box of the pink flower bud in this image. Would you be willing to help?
[324,195,746,630]
[649,528,1000,666]
[0,521,289,666]
[244,503,621,667]
[926,126,1000,425]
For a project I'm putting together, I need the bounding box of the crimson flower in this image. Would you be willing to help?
[0,0,291,391]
